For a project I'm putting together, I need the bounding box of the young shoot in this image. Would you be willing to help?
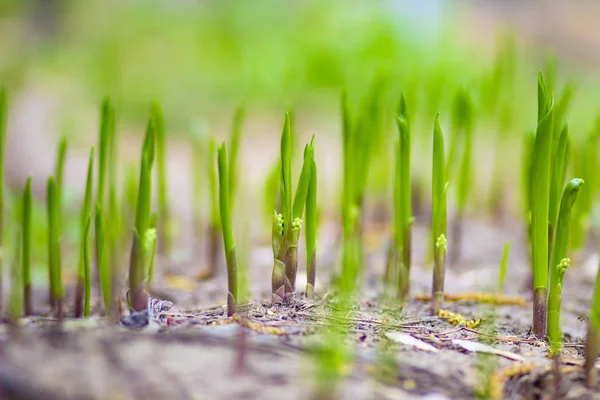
[431,114,448,316]
[22,177,32,316]
[47,177,63,318]
[198,138,221,280]
[306,152,317,298]
[129,114,155,311]
[548,123,570,260]
[75,147,94,318]
[228,105,245,205]
[548,178,583,353]
[152,102,171,261]
[271,114,314,301]
[531,72,554,338]
[449,88,474,263]
[146,214,158,284]
[95,205,112,313]
[217,143,237,316]
[394,93,412,299]
[0,87,6,313]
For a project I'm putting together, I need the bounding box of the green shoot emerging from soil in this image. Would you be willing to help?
[548,123,570,260]
[393,93,413,299]
[305,151,318,298]
[95,205,112,313]
[47,177,63,318]
[129,114,155,311]
[55,135,68,209]
[0,87,5,313]
[271,114,314,300]
[201,138,220,280]
[97,98,114,212]
[75,147,94,318]
[431,114,448,315]
[153,102,171,262]
[228,105,245,205]
[449,88,474,263]
[9,230,22,322]
[22,176,32,316]
[548,178,583,353]
[217,143,237,316]
[531,72,554,338]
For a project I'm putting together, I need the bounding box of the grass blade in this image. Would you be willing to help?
[22,176,32,316]
[75,147,94,318]
[431,114,447,315]
[217,143,237,316]
[47,176,63,318]
[129,114,155,311]
[95,205,112,313]
[306,155,317,298]
[531,71,554,338]
[548,178,584,352]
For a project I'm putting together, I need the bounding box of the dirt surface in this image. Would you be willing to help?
[1,215,599,400]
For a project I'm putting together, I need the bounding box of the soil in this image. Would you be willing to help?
[1,214,599,400]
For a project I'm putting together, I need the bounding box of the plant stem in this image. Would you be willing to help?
[431,114,447,316]
[75,147,94,318]
[22,176,32,316]
[217,143,237,316]
[306,155,317,297]
[47,177,63,318]
[498,241,510,293]
[129,114,155,311]
[395,93,412,299]
[531,72,554,338]
[0,87,6,313]
[96,205,111,313]
[548,179,583,352]
[228,105,245,205]
[153,102,171,261]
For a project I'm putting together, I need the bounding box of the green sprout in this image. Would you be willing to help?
[305,154,317,298]
[497,241,510,293]
[22,176,32,316]
[217,143,237,316]
[271,114,314,301]
[431,114,447,316]
[75,147,94,318]
[548,178,583,353]
[55,135,68,209]
[129,114,155,311]
[95,205,112,313]
[0,87,6,313]
[571,126,599,252]
[199,138,220,280]
[531,72,554,338]
[146,214,158,284]
[47,177,63,318]
[339,89,377,294]
[153,102,171,261]
[448,88,474,263]
[228,104,245,205]
[394,93,413,299]
[107,105,121,289]
[97,98,114,212]
[9,230,22,322]
[548,123,570,260]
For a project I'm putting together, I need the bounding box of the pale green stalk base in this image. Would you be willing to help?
[306,252,316,298]
[226,247,238,316]
[533,287,548,338]
[129,234,148,311]
[431,235,447,316]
